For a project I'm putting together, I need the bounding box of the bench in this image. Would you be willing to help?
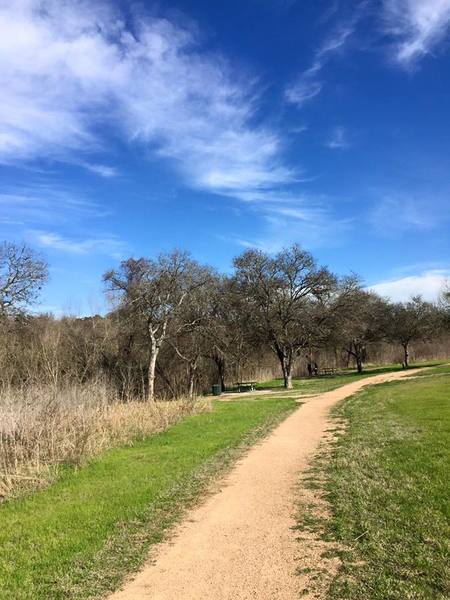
[235,382,256,392]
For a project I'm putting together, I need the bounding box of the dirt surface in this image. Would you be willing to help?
[109,369,423,600]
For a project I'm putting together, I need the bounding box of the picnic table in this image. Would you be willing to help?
[235,381,257,392]
[319,367,337,376]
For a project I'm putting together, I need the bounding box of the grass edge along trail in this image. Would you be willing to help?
[295,371,450,599]
[0,397,296,600]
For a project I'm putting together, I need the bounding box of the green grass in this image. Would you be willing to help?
[257,361,443,395]
[302,373,450,599]
[410,363,450,376]
[0,397,296,600]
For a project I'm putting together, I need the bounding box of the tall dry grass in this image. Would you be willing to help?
[0,381,209,501]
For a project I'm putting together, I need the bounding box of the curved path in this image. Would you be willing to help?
[110,369,421,600]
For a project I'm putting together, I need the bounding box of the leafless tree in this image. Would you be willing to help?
[202,277,258,390]
[387,296,439,368]
[233,244,337,388]
[167,271,218,397]
[337,290,389,372]
[0,242,48,316]
[104,251,209,401]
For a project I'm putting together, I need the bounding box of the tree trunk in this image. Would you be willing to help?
[274,344,294,390]
[284,371,293,389]
[352,341,364,373]
[282,360,293,389]
[147,337,159,401]
[355,352,363,373]
[213,355,226,392]
[188,362,196,399]
[402,343,409,368]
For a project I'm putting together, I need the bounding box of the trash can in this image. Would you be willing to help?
[212,384,222,396]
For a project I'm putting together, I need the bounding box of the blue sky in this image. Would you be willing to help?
[1,0,449,315]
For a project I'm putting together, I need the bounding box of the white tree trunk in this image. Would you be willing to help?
[147,334,159,401]
[188,366,195,399]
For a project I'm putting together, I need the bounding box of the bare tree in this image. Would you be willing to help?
[104,251,208,401]
[233,244,337,388]
[337,290,388,373]
[168,271,218,398]
[307,275,364,362]
[387,296,438,368]
[203,277,258,391]
[0,242,48,316]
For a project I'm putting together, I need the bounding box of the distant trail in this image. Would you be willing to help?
[109,369,422,600]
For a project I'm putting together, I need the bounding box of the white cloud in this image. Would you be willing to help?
[30,230,127,259]
[82,163,119,178]
[325,126,350,150]
[291,124,308,134]
[325,126,349,149]
[383,0,450,65]
[285,19,358,108]
[229,191,351,252]
[233,215,350,253]
[368,269,450,302]
[0,187,127,258]
[285,80,323,107]
[370,194,448,235]
[0,187,108,226]
[0,0,293,198]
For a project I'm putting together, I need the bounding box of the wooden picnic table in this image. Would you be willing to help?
[235,381,257,392]
[319,367,337,376]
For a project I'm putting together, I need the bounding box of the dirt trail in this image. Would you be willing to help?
[110,369,422,600]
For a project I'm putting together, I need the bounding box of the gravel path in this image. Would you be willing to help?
[110,369,421,600]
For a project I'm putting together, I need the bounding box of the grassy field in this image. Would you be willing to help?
[301,370,450,599]
[256,361,444,395]
[410,363,450,376]
[0,397,296,600]
[2,363,447,599]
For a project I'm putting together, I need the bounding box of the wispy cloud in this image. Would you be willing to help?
[285,15,360,107]
[82,163,119,178]
[370,194,448,235]
[285,80,323,107]
[0,187,108,227]
[382,0,450,65]
[0,1,293,199]
[229,192,352,252]
[368,269,450,301]
[233,216,351,253]
[325,126,349,149]
[290,124,308,134]
[0,186,126,258]
[29,230,128,259]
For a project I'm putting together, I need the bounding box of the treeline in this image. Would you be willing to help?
[1,241,449,399]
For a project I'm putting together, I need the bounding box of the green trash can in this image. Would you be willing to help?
[212,384,222,396]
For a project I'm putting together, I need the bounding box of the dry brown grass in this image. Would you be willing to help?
[0,381,209,500]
